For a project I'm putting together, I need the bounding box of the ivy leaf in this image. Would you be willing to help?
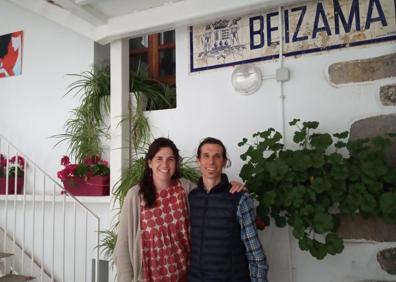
[313,213,334,234]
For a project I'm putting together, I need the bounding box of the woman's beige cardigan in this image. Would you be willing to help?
[113,178,196,282]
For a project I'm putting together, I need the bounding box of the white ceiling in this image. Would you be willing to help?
[7,0,301,44]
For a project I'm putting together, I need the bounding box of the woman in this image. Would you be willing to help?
[113,138,242,282]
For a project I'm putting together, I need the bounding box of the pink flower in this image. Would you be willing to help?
[101,160,109,167]
[61,155,70,166]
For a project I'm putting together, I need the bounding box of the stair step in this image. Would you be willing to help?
[0,253,13,259]
[0,274,35,282]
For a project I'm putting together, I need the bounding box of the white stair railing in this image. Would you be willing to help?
[0,135,102,282]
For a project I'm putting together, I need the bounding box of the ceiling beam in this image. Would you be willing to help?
[54,0,107,26]
[8,0,96,40]
[94,0,301,44]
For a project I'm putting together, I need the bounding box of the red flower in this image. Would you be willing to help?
[61,155,70,166]
[57,155,109,181]
[0,154,7,167]
[9,155,25,167]
[255,217,266,230]
[83,155,101,165]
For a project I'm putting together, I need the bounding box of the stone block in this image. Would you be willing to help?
[380,84,396,106]
[377,247,396,275]
[350,114,396,167]
[337,215,396,242]
[328,53,396,84]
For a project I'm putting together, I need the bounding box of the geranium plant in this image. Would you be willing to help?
[0,154,25,177]
[57,155,110,181]
[238,118,396,260]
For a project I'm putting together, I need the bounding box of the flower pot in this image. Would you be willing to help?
[0,176,24,195]
[61,175,110,196]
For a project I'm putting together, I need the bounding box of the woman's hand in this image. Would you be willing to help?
[229,181,247,193]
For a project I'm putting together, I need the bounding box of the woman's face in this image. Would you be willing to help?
[148,147,177,183]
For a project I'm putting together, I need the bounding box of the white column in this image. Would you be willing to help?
[110,38,129,191]
[109,38,129,281]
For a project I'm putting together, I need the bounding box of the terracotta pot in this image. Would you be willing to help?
[61,175,110,196]
[0,176,24,195]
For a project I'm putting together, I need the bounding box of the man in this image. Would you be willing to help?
[188,137,268,282]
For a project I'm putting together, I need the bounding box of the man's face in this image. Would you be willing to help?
[197,143,226,181]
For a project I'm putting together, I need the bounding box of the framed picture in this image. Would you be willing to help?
[0,30,23,78]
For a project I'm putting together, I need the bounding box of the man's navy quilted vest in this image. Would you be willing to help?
[187,174,250,282]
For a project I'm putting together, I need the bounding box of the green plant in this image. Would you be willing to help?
[238,118,396,260]
[53,64,110,163]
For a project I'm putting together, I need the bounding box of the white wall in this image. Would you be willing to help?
[0,1,95,180]
[1,1,396,281]
[147,26,396,282]
[0,2,112,280]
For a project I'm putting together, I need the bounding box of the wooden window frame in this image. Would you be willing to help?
[130,33,176,86]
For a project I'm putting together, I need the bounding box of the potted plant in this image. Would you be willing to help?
[57,155,110,196]
[238,118,396,260]
[0,154,25,194]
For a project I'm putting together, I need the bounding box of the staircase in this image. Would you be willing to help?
[0,252,34,281]
[0,135,104,282]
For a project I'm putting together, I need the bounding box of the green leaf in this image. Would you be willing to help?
[309,240,327,260]
[293,131,306,144]
[325,233,344,255]
[330,165,348,180]
[273,214,287,227]
[289,118,300,126]
[238,138,248,147]
[360,193,377,213]
[303,121,319,129]
[379,192,396,215]
[313,213,334,234]
[327,153,343,165]
[262,191,277,207]
[310,133,333,152]
[333,131,349,139]
[334,141,347,149]
[299,236,313,251]
[311,177,331,193]
[267,159,289,181]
